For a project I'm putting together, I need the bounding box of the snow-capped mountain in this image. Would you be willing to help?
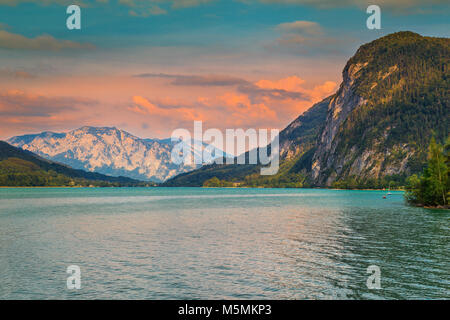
[7,126,226,182]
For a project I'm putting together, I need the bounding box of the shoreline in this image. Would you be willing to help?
[0,183,150,188]
[415,204,450,210]
[1,185,403,191]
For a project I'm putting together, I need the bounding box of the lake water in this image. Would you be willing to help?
[0,187,448,300]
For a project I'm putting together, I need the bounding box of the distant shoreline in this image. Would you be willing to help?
[0,186,139,188]
[0,185,402,191]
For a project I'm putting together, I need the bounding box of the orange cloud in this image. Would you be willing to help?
[0,68,35,79]
[0,89,96,116]
[220,92,277,121]
[0,72,337,140]
[255,75,306,93]
[310,80,337,101]
[125,74,335,134]
[252,76,336,115]
[130,95,203,121]
[255,75,336,102]
[0,89,96,137]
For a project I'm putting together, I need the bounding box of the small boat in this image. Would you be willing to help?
[383,196,387,199]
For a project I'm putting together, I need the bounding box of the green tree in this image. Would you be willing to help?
[405,137,449,207]
[425,138,448,205]
[445,137,450,203]
[203,177,233,187]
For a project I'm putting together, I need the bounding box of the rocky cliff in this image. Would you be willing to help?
[165,32,449,188]
[310,31,449,186]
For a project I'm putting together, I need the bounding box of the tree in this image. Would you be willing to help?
[203,177,233,187]
[445,137,450,204]
[405,137,449,207]
[425,138,448,205]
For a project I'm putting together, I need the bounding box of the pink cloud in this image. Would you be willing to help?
[130,95,203,121]
[0,72,337,140]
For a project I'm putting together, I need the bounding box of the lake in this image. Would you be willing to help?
[0,187,448,299]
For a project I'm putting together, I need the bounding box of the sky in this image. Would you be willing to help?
[0,0,448,140]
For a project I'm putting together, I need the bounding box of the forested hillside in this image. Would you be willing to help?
[165,32,449,189]
[0,141,148,187]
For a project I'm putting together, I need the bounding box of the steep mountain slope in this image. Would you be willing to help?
[165,32,449,188]
[312,31,449,186]
[0,141,145,186]
[8,126,225,182]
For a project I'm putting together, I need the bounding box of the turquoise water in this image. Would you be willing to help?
[0,187,448,299]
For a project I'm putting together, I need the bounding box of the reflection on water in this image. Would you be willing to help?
[0,187,448,299]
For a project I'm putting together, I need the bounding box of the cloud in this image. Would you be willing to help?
[120,0,213,9]
[118,0,213,16]
[128,74,336,131]
[0,90,97,117]
[250,75,336,112]
[171,0,212,9]
[1,0,446,14]
[129,6,167,16]
[272,20,346,54]
[129,95,202,121]
[255,76,305,91]
[275,34,338,48]
[0,68,36,79]
[0,72,337,139]
[276,21,323,36]
[243,75,336,121]
[134,73,248,86]
[135,72,311,102]
[120,0,167,16]
[0,89,102,138]
[256,0,448,11]
[0,89,100,137]
[0,30,95,51]
[237,81,308,102]
[219,92,277,123]
[128,92,279,130]
[134,72,310,101]
[309,80,336,101]
[0,0,213,19]
[254,75,336,99]
[0,0,86,6]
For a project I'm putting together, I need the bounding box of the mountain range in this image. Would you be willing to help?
[164,32,449,188]
[8,126,226,182]
[0,141,145,187]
